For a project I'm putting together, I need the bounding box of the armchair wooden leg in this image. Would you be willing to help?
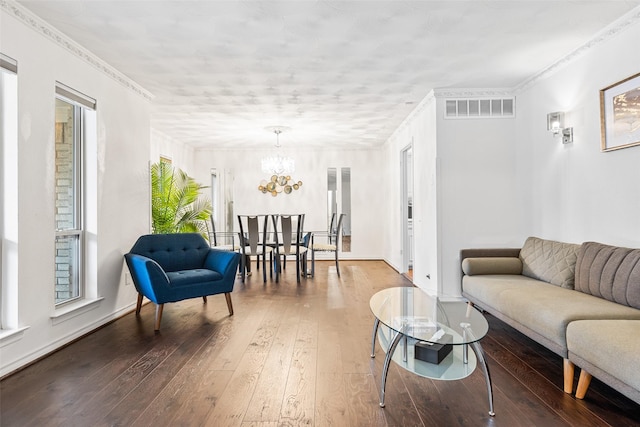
[575,369,592,399]
[154,304,164,331]
[225,292,234,316]
[335,252,341,277]
[563,359,575,393]
[135,293,143,315]
[202,296,207,303]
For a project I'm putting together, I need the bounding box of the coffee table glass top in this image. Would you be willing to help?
[369,287,488,345]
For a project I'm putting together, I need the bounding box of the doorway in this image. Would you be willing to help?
[401,144,413,278]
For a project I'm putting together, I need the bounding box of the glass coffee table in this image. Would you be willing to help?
[370,287,495,416]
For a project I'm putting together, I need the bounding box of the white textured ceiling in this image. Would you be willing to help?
[15,0,640,149]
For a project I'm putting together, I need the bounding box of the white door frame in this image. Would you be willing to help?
[401,143,413,274]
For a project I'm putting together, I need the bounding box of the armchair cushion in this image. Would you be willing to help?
[166,269,223,287]
[127,232,211,272]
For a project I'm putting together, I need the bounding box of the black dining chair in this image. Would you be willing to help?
[271,214,307,283]
[237,214,273,282]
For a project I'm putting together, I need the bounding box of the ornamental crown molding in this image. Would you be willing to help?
[432,88,515,98]
[515,5,640,94]
[386,90,436,145]
[1,0,154,101]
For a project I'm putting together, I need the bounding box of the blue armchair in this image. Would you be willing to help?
[124,233,240,331]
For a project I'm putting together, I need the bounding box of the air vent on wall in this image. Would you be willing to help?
[445,98,515,119]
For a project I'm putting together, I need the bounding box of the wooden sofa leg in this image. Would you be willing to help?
[202,296,207,303]
[136,293,143,315]
[154,304,164,331]
[575,370,593,399]
[563,359,575,393]
[225,292,234,316]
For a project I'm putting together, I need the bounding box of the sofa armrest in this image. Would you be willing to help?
[462,257,523,276]
[124,253,170,303]
[204,249,241,282]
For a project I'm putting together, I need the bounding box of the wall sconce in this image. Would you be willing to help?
[547,111,573,144]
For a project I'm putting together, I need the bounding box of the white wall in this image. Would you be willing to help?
[515,18,640,248]
[151,128,196,174]
[385,12,640,298]
[435,98,523,296]
[385,92,521,297]
[0,5,151,377]
[384,94,438,293]
[191,147,386,260]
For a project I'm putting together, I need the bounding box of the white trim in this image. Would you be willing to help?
[515,5,640,93]
[1,301,134,378]
[1,0,153,100]
[50,297,104,326]
[55,81,96,110]
[387,90,435,145]
[0,52,17,73]
[0,326,29,348]
[433,88,514,98]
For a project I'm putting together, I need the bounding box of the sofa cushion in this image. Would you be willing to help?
[575,241,640,310]
[462,274,541,313]
[519,236,580,289]
[464,274,640,356]
[567,320,640,396]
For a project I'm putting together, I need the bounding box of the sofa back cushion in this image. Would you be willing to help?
[575,241,640,309]
[128,233,210,272]
[519,236,580,288]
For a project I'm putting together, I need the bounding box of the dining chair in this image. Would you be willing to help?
[272,214,307,283]
[237,214,272,282]
[311,213,345,277]
[206,215,238,251]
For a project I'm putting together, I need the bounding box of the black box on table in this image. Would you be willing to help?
[414,334,453,364]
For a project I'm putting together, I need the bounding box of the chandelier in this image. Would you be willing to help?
[259,127,303,197]
[261,127,293,175]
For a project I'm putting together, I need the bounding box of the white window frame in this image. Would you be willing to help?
[54,83,96,307]
[1,53,19,335]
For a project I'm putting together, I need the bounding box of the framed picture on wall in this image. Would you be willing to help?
[600,72,640,152]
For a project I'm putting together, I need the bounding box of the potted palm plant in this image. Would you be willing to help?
[150,161,212,239]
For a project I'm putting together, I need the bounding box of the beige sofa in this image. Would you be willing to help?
[461,237,640,403]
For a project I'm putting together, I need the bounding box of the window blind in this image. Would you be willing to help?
[0,53,17,74]
[55,81,96,110]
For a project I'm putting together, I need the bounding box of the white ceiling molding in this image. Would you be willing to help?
[515,5,640,94]
[1,0,153,100]
[433,88,514,99]
[386,90,436,146]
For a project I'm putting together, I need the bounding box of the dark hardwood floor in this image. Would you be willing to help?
[2,260,639,426]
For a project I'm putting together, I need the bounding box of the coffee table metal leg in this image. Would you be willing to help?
[380,331,403,408]
[370,318,380,358]
[403,334,408,362]
[470,340,495,416]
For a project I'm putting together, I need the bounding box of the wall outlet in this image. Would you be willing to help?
[125,272,132,286]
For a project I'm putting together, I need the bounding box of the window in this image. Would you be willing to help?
[54,83,95,306]
[1,53,18,329]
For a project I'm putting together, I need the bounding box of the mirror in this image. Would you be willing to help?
[327,168,337,230]
[341,167,351,252]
